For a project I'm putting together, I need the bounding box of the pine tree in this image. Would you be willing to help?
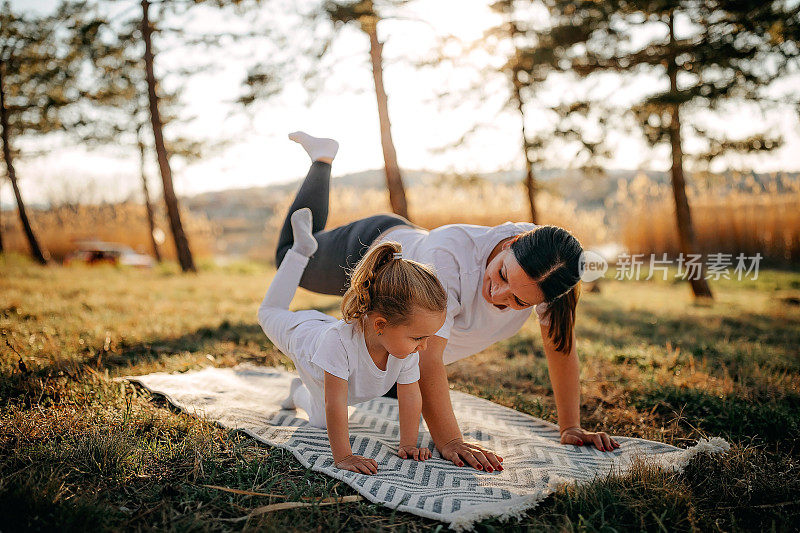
[540,0,800,299]
[73,12,208,264]
[239,0,412,220]
[0,2,90,265]
[424,1,609,223]
[68,0,259,270]
[140,0,195,272]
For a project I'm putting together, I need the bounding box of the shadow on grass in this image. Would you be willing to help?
[0,475,114,532]
[0,320,273,404]
[634,386,800,447]
[101,320,272,369]
[0,302,344,403]
[578,299,800,370]
[480,448,800,532]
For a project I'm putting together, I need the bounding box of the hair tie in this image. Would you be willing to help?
[392,252,403,260]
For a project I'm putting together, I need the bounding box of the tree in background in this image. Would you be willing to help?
[140,0,195,272]
[326,1,409,219]
[424,0,610,224]
[541,0,800,299]
[0,2,90,265]
[239,0,412,220]
[136,0,263,271]
[72,9,213,264]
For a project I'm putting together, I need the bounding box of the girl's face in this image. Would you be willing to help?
[482,242,545,311]
[374,307,446,357]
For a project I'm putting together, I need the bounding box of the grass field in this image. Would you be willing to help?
[1,252,799,532]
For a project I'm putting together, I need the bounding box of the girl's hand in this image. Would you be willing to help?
[560,426,620,451]
[439,438,503,472]
[397,445,432,461]
[335,454,378,475]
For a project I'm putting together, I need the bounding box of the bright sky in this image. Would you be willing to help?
[3,0,799,208]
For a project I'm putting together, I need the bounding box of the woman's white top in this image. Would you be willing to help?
[376,222,550,365]
[265,309,420,405]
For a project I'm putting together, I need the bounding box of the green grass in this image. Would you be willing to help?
[2,252,799,531]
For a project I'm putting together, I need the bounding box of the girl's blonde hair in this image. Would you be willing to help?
[341,241,447,326]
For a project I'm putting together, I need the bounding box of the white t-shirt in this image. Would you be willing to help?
[376,222,551,365]
[273,310,420,405]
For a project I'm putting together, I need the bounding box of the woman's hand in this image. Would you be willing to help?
[397,445,432,461]
[334,454,379,475]
[560,426,620,451]
[439,438,503,472]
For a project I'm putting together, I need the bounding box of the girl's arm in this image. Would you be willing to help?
[541,322,619,452]
[418,336,503,472]
[396,381,431,461]
[323,372,378,474]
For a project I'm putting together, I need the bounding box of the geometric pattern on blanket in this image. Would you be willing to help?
[124,364,729,531]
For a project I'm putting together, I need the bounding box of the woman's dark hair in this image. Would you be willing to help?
[510,225,583,354]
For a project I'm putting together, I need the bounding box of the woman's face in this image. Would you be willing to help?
[482,243,545,311]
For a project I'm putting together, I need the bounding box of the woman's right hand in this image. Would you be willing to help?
[439,438,504,472]
[334,454,379,475]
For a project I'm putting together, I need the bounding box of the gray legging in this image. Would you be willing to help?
[275,161,414,295]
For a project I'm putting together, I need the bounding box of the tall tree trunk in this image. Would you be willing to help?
[0,61,48,265]
[667,13,712,299]
[141,0,195,272]
[364,22,409,220]
[137,126,162,262]
[513,82,538,223]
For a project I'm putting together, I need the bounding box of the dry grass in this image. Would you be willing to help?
[251,182,610,262]
[618,171,800,264]
[1,253,799,531]
[0,203,216,262]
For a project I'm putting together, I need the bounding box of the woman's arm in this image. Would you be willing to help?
[323,372,378,474]
[418,336,503,471]
[396,382,431,461]
[541,322,619,452]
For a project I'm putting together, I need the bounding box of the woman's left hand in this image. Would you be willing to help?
[560,426,620,452]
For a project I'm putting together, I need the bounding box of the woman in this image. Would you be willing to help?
[274,131,619,472]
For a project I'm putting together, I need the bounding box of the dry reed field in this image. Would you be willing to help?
[618,172,800,265]
[1,254,799,531]
[5,171,799,268]
[0,203,216,262]
[251,182,610,262]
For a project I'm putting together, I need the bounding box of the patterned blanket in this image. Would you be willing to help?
[125,364,728,530]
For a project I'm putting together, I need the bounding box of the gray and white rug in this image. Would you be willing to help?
[124,364,728,531]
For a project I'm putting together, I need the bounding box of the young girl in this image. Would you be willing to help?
[257,207,447,475]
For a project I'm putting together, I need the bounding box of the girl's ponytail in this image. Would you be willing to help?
[342,241,446,326]
[342,242,400,322]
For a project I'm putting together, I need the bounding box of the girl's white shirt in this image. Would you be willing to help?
[376,222,551,365]
[263,309,420,405]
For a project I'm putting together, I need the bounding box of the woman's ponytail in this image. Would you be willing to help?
[510,225,583,355]
[543,282,580,354]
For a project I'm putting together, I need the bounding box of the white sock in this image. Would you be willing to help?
[290,208,318,257]
[288,131,339,162]
[281,377,303,409]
